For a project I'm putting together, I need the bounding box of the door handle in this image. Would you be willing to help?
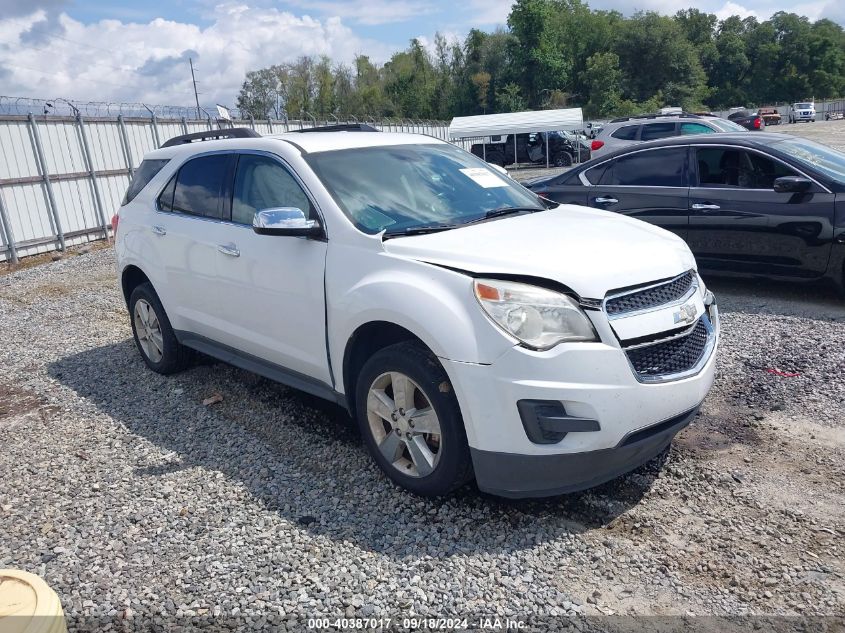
[151,225,167,236]
[217,243,240,257]
[691,203,721,211]
[593,196,618,204]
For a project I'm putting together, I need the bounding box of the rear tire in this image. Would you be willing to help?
[129,282,191,375]
[355,341,472,496]
[554,152,573,167]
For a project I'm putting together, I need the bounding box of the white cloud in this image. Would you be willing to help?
[0,4,396,106]
[284,0,437,25]
[713,1,758,20]
[464,0,513,26]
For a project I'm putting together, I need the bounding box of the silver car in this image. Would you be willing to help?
[590,113,747,157]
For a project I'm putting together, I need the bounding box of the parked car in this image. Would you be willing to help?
[590,113,747,156]
[789,102,816,123]
[727,109,765,130]
[114,126,719,499]
[471,130,584,167]
[758,107,781,125]
[525,133,845,289]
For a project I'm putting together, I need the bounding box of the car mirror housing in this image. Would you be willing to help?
[773,176,813,194]
[253,207,322,237]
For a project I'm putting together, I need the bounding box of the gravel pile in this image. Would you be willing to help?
[0,249,843,629]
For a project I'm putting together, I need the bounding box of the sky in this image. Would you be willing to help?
[0,0,843,109]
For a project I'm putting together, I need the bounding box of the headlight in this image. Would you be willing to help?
[473,278,597,350]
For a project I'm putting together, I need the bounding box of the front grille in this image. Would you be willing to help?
[606,271,695,316]
[626,318,709,378]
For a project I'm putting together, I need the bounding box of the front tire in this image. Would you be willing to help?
[554,152,573,167]
[129,282,191,374]
[355,342,472,496]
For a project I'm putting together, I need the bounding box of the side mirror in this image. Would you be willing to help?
[773,176,812,194]
[253,207,322,237]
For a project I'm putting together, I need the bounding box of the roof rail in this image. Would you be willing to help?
[609,112,705,123]
[294,123,380,133]
[161,127,260,148]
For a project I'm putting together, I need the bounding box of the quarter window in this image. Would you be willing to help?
[232,155,313,225]
[611,125,639,141]
[171,154,230,219]
[122,159,169,205]
[599,148,687,187]
[640,122,678,141]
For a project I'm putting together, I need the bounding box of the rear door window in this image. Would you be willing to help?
[640,122,678,141]
[611,125,639,141]
[695,147,799,189]
[599,148,688,187]
[171,154,230,220]
[680,123,714,136]
[122,159,169,205]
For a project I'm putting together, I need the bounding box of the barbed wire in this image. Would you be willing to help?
[0,96,233,119]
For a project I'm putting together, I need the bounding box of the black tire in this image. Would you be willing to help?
[554,152,573,167]
[355,341,472,496]
[128,282,191,375]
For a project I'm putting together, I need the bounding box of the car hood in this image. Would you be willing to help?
[382,205,696,299]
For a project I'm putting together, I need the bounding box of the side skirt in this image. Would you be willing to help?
[175,330,348,408]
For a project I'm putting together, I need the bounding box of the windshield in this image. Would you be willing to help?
[772,137,845,185]
[708,118,748,132]
[796,103,813,109]
[306,143,545,235]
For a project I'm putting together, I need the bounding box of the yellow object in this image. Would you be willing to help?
[0,570,67,633]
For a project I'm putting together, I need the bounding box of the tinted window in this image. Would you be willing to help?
[600,148,687,186]
[695,147,798,189]
[232,155,313,225]
[172,154,229,219]
[640,123,677,141]
[611,125,639,141]
[773,137,845,185]
[122,159,168,205]
[680,123,714,136]
[157,175,176,212]
[584,163,609,185]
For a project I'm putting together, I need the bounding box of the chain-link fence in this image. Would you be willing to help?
[0,97,451,263]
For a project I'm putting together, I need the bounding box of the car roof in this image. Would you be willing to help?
[143,131,448,161]
[579,132,800,167]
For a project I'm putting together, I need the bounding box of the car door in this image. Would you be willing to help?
[212,152,331,383]
[154,152,236,339]
[688,145,835,278]
[535,168,590,206]
[584,146,691,240]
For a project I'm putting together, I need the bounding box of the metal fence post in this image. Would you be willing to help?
[144,105,161,148]
[76,112,111,241]
[117,114,135,178]
[0,193,19,264]
[181,116,189,135]
[27,112,65,252]
[267,118,274,134]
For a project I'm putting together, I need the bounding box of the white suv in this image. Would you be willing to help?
[789,102,816,123]
[113,126,719,498]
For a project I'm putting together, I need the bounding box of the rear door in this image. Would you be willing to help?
[154,152,235,338]
[585,146,691,240]
[688,145,835,277]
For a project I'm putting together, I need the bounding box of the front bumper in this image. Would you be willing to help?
[471,405,698,498]
[440,296,718,498]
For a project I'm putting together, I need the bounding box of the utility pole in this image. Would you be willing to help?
[190,57,201,119]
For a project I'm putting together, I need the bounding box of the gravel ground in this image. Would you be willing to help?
[1,248,843,630]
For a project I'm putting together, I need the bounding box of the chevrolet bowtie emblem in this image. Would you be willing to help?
[673,302,698,325]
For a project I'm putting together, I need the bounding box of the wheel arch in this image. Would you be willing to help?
[341,321,433,417]
[121,265,152,307]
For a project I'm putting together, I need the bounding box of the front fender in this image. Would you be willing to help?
[326,246,515,394]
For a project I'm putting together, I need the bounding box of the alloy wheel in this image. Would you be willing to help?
[133,298,164,363]
[366,371,442,477]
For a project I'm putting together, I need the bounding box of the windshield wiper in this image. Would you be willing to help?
[463,206,544,225]
[382,223,458,239]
